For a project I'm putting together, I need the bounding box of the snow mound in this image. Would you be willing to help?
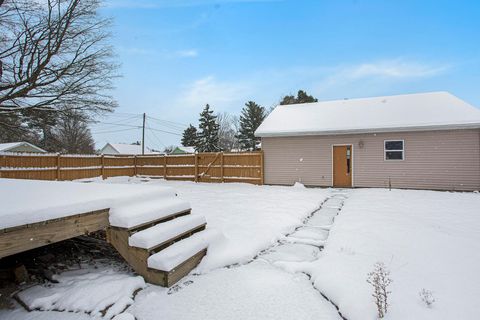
[293,181,306,188]
[16,269,145,318]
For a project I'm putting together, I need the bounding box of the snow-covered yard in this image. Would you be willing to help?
[1,177,479,320]
[303,189,480,319]
[98,176,330,271]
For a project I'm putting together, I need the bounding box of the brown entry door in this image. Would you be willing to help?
[333,145,352,187]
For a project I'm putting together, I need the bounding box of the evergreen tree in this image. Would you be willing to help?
[181,124,198,147]
[196,104,220,152]
[237,101,266,151]
[280,90,318,105]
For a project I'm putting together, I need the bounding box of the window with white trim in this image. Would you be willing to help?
[384,140,404,160]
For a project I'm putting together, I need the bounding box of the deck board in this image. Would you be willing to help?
[0,208,110,259]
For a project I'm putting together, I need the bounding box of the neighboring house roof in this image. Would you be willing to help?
[255,92,480,137]
[172,146,196,154]
[101,143,157,155]
[0,142,46,153]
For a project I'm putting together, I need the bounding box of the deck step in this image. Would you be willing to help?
[148,228,220,272]
[109,197,191,230]
[129,215,206,250]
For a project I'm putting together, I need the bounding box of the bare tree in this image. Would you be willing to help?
[0,0,118,116]
[55,111,95,154]
[217,112,239,151]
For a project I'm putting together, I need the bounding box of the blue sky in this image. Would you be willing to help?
[92,0,480,149]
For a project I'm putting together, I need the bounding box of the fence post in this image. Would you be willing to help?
[260,151,264,185]
[0,155,6,178]
[134,155,137,176]
[101,155,105,180]
[194,153,198,182]
[220,152,224,183]
[163,155,167,180]
[56,154,61,181]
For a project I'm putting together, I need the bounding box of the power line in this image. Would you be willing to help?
[107,111,143,117]
[91,115,140,125]
[146,125,167,147]
[147,127,182,136]
[91,122,142,129]
[92,127,141,134]
[146,115,188,129]
[145,129,166,150]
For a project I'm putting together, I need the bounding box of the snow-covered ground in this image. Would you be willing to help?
[94,176,330,271]
[1,177,479,320]
[301,188,480,319]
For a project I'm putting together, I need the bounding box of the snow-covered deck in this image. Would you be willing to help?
[0,179,181,230]
[0,179,188,259]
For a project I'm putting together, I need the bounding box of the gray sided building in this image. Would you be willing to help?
[255,92,480,191]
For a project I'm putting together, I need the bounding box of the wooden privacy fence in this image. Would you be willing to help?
[0,152,264,185]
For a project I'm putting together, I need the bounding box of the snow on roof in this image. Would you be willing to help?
[255,92,480,137]
[176,146,196,153]
[103,143,157,155]
[0,141,46,153]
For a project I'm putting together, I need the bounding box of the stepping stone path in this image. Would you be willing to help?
[259,189,350,265]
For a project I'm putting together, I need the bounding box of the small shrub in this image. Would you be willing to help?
[367,262,392,318]
[419,288,435,308]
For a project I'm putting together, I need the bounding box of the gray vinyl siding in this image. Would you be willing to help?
[262,129,480,191]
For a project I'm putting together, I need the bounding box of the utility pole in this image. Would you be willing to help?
[142,113,146,155]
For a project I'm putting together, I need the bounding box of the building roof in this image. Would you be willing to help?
[255,92,480,137]
[101,143,157,155]
[0,142,46,153]
[173,146,196,153]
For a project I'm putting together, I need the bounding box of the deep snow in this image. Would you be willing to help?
[96,176,330,271]
[1,177,479,320]
[0,178,186,229]
[295,188,480,319]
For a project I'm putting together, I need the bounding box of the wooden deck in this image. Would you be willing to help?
[0,206,209,287]
[0,209,110,259]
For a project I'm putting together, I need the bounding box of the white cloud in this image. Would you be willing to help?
[314,59,450,96]
[347,59,448,79]
[160,58,450,122]
[176,49,198,58]
[178,76,250,110]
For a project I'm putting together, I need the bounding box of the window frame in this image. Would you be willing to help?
[384,139,405,161]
